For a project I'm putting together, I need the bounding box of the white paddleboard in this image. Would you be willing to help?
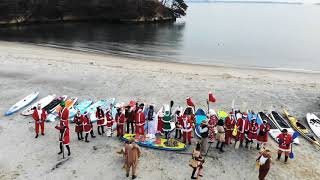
[21,94,56,116]
[5,92,40,116]
[307,113,320,139]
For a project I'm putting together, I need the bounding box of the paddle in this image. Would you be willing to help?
[206,99,210,115]
[170,100,174,115]
[289,131,300,159]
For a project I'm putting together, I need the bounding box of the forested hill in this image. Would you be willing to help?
[0,0,188,25]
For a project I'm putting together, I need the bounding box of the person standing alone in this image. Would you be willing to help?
[125,140,141,179]
[32,103,46,138]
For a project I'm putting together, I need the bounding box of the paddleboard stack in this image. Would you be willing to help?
[21,94,56,116]
[46,97,78,122]
[69,99,93,121]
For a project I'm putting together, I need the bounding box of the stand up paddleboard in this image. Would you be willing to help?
[43,95,68,114]
[5,92,40,116]
[195,108,207,138]
[306,113,320,139]
[69,99,93,121]
[21,94,56,116]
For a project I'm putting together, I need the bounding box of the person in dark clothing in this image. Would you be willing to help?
[256,149,271,180]
[216,119,225,152]
[125,106,135,134]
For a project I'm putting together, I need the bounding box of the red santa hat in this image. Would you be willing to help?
[243,112,248,117]
[229,111,234,115]
[186,97,195,107]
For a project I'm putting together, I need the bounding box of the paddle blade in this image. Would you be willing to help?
[170,100,174,108]
[289,152,294,159]
[186,97,195,107]
[292,131,300,140]
[208,92,216,103]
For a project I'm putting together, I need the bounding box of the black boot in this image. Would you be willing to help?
[58,142,63,154]
[257,143,260,150]
[277,153,281,160]
[132,175,137,179]
[245,140,249,148]
[216,141,220,149]
[240,141,243,148]
[101,126,105,135]
[66,145,71,156]
[191,167,197,179]
[220,142,225,152]
[80,132,84,140]
[91,130,96,138]
[97,126,102,135]
[85,133,90,143]
[284,156,288,163]
[35,134,39,138]
[77,133,81,140]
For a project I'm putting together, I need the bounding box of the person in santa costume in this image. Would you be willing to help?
[83,112,96,142]
[96,106,105,135]
[245,117,259,149]
[105,109,114,137]
[157,111,164,135]
[276,129,292,163]
[208,109,218,143]
[32,103,47,138]
[257,120,270,150]
[116,106,125,137]
[55,102,71,157]
[174,107,183,139]
[73,110,84,140]
[235,112,250,148]
[135,106,146,137]
[224,112,236,145]
[180,114,192,145]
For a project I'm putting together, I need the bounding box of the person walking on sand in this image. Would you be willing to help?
[190,142,204,179]
[32,103,46,138]
[55,102,71,157]
[256,149,271,180]
[224,112,236,145]
[257,120,270,150]
[216,119,225,152]
[125,140,141,179]
[96,106,105,135]
[276,129,292,163]
[73,110,84,140]
[83,112,96,142]
[200,120,209,154]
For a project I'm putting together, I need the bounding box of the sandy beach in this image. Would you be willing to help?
[0,41,320,180]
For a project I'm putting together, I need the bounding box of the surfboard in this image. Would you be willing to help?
[46,97,78,122]
[43,95,68,114]
[5,92,40,116]
[258,112,281,143]
[121,134,186,151]
[269,111,300,144]
[195,108,207,138]
[69,99,93,121]
[284,110,320,147]
[306,113,320,140]
[21,94,56,116]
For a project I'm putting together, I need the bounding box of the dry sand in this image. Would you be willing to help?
[0,41,320,180]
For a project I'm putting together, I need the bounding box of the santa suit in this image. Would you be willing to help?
[135,111,146,136]
[55,108,70,145]
[247,121,259,141]
[105,111,114,137]
[96,109,105,126]
[83,115,93,133]
[208,115,218,143]
[236,117,249,141]
[180,116,192,144]
[157,115,164,134]
[116,112,125,137]
[277,133,292,152]
[257,124,270,143]
[224,115,236,144]
[32,108,46,135]
[73,114,84,133]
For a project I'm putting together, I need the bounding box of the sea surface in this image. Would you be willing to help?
[1,2,320,72]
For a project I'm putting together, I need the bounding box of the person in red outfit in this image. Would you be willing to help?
[208,109,218,143]
[116,106,125,137]
[55,102,71,157]
[224,112,236,145]
[32,103,46,138]
[157,111,164,134]
[245,117,259,149]
[96,106,105,135]
[276,129,292,163]
[105,109,114,137]
[180,115,192,145]
[135,108,146,136]
[83,112,96,142]
[257,120,270,150]
[236,113,250,148]
[73,110,84,140]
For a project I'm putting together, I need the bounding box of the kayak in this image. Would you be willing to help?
[269,111,300,144]
[258,112,281,143]
[284,109,320,147]
[21,94,56,116]
[89,98,116,123]
[69,99,93,121]
[43,95,68,114]
[121,134,186,151]
[46,97,78,122]
[306,113,320,139]
[195,108,207,138]
[5,92,40,116]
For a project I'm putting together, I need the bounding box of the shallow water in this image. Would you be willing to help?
[1,2,320,71]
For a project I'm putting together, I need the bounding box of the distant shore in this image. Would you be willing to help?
[0,41,320,180]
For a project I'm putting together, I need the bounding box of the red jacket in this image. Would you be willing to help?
[135,111,145,126]
[225,116,236,131]
[106,112,113,128]
[55,109,70,145]
[32,109,47,122]
[237,118,249,133]
[277,133,292,150]
[116,113,125,126]
[208,115,218,128]
[179,117,192,132]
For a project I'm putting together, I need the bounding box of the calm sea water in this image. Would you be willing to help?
[1,2,320,72]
